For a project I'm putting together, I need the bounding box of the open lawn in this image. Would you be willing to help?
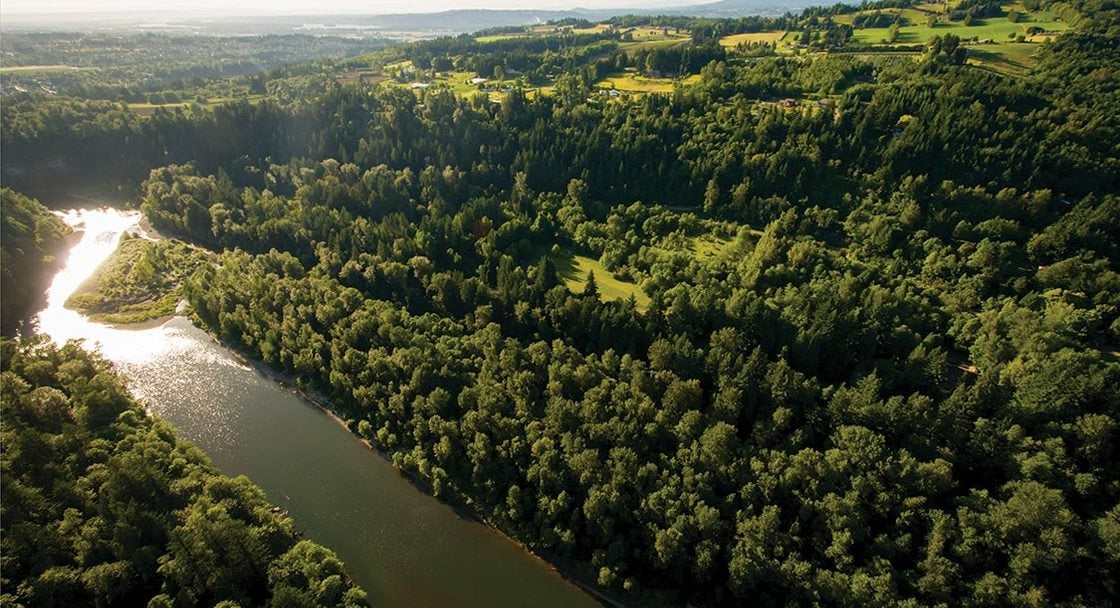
[560,253,651,310]
[595,70,701,94]
[719,31,788,48]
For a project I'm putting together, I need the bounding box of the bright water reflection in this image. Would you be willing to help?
[36,208,599,608]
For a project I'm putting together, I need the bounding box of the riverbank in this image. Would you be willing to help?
[204,328,630,608]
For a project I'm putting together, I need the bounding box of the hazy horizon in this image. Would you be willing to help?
[1,0,713,17]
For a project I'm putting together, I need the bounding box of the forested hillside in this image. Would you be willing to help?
[0,339,368,607]
[3,0,1118,605]
[0,189,70,334]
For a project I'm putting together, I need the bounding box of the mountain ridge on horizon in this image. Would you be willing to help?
[0,0,821,33]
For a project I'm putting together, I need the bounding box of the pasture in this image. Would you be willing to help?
[847,3,1069,45]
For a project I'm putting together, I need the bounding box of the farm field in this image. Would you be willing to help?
[719,31,789,47]
[128,94,267,116]
[0,64,92,73]
[595,70,702,93]
[336,70,386,86]
[967,41,1042,74]
[474,33,531,42]
[617,26,692,53]
[570,24,613,35]
[619,37,690,54]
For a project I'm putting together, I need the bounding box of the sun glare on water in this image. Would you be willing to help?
[37,208,197,365]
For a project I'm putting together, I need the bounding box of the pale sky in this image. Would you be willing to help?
[0,0,707,16]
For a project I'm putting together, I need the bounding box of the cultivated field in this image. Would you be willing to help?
[719,31,789,47]
[595,70,702,94]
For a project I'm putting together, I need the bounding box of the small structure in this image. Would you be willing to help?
[468,77,488,85]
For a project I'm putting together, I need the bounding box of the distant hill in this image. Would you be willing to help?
[1,0,817,35]
[192,1,817,36]
[665,0,823,16]
[190,10,588,36]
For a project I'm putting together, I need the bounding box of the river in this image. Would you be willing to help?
[36,208,600,608]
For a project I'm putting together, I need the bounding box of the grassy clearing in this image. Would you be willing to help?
[128,95,267,116]
[968,42,1042,75]
[691,235,739,260]
[619,38,690,54]
[559,253,651,310]
[649,232,749,265]
[336,70,386,86]
[719,31,788,48]
[527,86,555,99]
[595,70,701,94]
[376,68,555,101]
[623,26,690,40]
[475,33,532,43]
[835,7,938,26]
[571,24,612,35]
[66,236,207,324]
[381,70,550,100]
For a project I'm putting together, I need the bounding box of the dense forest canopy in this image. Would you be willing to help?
[2,0,1118,605]
[0,339,368,607]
